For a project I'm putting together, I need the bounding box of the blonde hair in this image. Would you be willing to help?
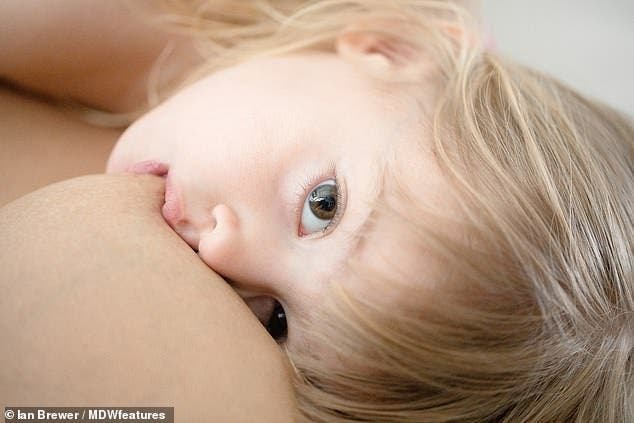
[146,1,633,421]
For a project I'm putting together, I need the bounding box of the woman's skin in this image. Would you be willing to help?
[0,0,201,113]
[0,174,295,422]
[0,85,119,207]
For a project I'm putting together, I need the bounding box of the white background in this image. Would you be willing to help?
[481,0,633,116]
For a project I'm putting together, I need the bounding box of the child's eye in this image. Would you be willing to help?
[266,301,287,342]
[300,179,339,236]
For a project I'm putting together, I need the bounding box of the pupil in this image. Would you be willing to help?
[309,184,337,220]
[266,301,287,341]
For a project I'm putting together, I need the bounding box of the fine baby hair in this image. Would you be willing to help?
[139,1,632,421]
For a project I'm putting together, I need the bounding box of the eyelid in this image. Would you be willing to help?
[294,162,347,238]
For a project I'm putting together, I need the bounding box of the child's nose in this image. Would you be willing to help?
[195,203,285,297]
[197,204,242,273]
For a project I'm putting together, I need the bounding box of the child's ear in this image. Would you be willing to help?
[336,18,488,81]
[335,19,431,82]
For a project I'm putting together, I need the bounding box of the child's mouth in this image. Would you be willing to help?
[126,160,169,177]
[126,160,186,242]
[162,170,186,232]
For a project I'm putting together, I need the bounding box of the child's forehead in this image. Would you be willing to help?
[215,53,382,99]
[172,52,411,138]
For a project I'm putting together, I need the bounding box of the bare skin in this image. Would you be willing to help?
[0,84,119,206]
[0,0,201,112]
[0,175,295,422]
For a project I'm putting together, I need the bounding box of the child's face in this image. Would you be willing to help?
[107,53,449,353]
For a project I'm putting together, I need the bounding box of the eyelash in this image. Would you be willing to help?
[294,162,346,237]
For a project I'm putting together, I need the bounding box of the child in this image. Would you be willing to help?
[104,1,631,421]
